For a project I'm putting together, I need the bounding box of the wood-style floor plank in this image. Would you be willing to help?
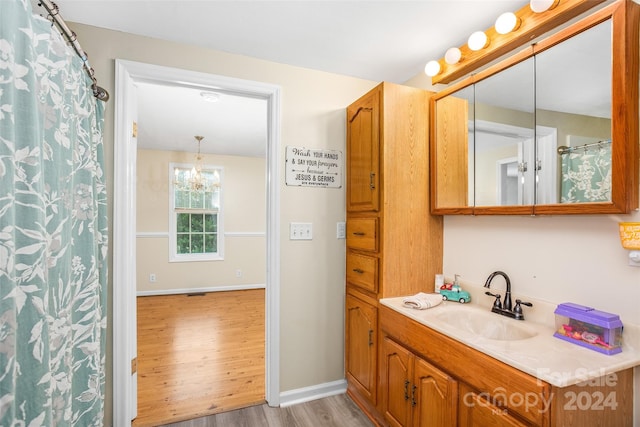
[159,394,374,427]
[133,289,266,427]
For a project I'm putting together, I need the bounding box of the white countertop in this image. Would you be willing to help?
[380,296,640,388]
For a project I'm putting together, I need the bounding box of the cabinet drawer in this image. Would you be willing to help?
[346,252,378,293]
[346,218,378,251]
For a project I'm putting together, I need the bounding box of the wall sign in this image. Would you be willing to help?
[285,146,343,188]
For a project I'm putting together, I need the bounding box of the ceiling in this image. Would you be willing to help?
[39,0,608,156]
[45,0,532,84]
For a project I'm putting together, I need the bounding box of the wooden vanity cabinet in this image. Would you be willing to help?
[380,336,458,427]
[345,82,444,420]
[346,294,378,405]
[379,304,634,427]
[458,382,530,427]
[347,87,380,213]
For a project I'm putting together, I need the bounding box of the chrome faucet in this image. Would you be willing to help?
[483,271,532,320]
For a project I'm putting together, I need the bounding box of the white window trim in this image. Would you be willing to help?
[168,162,224,262]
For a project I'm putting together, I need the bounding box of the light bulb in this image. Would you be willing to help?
[530,0,559,13]
[424,60,441,77]
[444,47,462,65]
[495,12,520,34]
[468,31,489,51]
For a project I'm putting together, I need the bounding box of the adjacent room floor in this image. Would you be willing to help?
[133,289,266,426]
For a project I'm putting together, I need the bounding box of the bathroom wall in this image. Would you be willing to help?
[136,149,266,293]
[407,57,640,424]
[73,11,640,425]
[406,74,640,327]
[71,22,376,426]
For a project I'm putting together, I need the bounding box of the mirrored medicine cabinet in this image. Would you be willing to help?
[430,0,639,215]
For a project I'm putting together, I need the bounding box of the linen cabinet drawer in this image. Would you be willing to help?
[346,252,378,293]
[346,218,378,252]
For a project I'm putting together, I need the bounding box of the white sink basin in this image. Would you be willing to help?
[434,305,538,341]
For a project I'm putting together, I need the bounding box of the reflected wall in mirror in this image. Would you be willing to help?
[474,57,535,207]
[430,0,638,215]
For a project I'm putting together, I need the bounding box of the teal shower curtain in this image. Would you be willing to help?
[560,144,612,203]
[0,0,108,425]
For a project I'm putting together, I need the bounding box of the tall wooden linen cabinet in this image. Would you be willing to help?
[345,82,443,424]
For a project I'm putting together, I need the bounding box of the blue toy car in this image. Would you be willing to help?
[439,283,471,304]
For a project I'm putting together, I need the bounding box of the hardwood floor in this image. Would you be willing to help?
[158,394,374,427]
[134,289,266,427]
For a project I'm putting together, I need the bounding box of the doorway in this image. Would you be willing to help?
[112,60,282,426]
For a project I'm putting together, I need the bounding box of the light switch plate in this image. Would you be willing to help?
[337,221,346,239]
[290,222,313,240]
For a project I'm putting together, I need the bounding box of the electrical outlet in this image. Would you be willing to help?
[290,222,313,240]
[149,273,156,283]
[236,269,243,278]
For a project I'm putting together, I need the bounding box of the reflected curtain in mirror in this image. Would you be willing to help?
[560,141,612,203]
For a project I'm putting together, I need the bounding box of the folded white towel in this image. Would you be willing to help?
[402,292,443,310]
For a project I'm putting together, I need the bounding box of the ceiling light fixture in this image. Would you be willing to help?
[424,60,441,77]
[444,47,462,65]
[189,135,207,191]
[530,0,560,13]
[174,136,220,192]
[495,12,521,34]
[425,0,605,85]
[468,31,489,51]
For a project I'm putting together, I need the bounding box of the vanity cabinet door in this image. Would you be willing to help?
[458,383,530,427]
[381,335,458,427]
[413,356,458,427]
[380,336,413,427]
[345,294,377,405]
[347,86,380,212]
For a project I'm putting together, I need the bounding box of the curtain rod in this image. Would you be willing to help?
[557,139,611,155]
[37,0,109,102]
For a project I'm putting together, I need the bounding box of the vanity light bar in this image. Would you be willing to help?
[427,0,605,84]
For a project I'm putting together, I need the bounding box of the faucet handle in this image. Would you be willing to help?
[515,299,533,309]
[514,299,533,320]
[485,291,502,309]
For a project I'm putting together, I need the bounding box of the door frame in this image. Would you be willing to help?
[113,59,281,425]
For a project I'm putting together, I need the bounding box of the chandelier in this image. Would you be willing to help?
[190,135,206,191]
[174,135,219,192]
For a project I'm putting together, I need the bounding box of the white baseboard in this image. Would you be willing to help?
[279,379,347,408]
[136,283,265,297]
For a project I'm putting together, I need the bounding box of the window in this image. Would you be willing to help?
[169,163,223,262]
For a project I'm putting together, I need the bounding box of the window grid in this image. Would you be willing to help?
[170,163,223,261]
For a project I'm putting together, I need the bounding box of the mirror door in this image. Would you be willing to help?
[473,57,535,210]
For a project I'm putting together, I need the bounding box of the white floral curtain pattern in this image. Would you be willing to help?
[560,144,612,203]
[0,0,108,425]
